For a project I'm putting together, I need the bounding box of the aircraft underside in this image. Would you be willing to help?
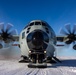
[19,51,61,68]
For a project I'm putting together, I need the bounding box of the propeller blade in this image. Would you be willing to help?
[65,24,71,34]
[9,29,18,35]
[72,25,76,34]
[0,23,17,42]
[59,28,68,35]
[6,23,13,32]
[0,23,4,31]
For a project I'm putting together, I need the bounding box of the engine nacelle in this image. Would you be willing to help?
[65,39,72,44]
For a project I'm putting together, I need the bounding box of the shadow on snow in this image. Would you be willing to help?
[47,59,76,68]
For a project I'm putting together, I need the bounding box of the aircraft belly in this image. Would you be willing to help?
[46,44,55,57]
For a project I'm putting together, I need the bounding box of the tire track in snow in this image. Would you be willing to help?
[0,59,76,75]
[0,60,28,75]
[14,68,33,75]
[29,69,40,75]
[1,65,27,75]
[37,69,48,75]
[12,67,29,75]
[24,68,35,75]
[0,66,25,75]
[43,67,64,75]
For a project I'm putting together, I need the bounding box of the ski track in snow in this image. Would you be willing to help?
[0,58,76,75]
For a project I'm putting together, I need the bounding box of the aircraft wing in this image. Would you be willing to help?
[56,36,68,42]
[56,36,69,46]
[12,35,19,41]
[56,35,76,50]
[0,35,19,43]
[56,36,64,42]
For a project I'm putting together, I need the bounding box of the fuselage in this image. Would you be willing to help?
[19,20,56,58]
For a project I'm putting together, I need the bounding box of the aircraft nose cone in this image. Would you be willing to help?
[27,30,49,50]
[32,31,44,46]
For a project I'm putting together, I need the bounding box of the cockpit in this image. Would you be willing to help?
[24,20,49,29]
[29,21,48,26]
[23,20,50,34]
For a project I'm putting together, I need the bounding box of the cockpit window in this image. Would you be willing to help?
[24,22,34,29]
[22,32,25,39]
[45,27,48,30]
[42,22,47,26]
[45,27,49,34]
[26,30,29,33]
[29,22,34,26]
[27,27,31,30]
[35,22,41,25]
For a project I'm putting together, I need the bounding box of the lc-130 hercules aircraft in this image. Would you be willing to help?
[0,20,76,68]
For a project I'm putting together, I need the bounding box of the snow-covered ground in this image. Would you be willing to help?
[0,46,76,75]
[0,57,76,75]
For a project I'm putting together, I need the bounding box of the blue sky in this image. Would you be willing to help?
[0,0,76,56]
[0,0,76,34]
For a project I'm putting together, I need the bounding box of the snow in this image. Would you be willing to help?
[0,57,76,75]
[0,47,76,75]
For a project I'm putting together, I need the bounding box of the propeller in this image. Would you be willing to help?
[59,24,76,44]
[0,23,18,43]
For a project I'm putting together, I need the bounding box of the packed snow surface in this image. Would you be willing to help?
[0,46,76,75]
[0,57,76,75]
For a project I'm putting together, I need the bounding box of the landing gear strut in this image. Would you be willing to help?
[46,56,61,63]
[28,50,47,68]
[19,56,29,63]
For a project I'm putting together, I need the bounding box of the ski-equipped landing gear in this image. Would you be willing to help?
[19,50,61,68]
[19,56,30,63]
[28,50,47,68]
[46,56,61,63]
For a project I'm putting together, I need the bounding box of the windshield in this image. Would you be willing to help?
[35,22,41,25]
